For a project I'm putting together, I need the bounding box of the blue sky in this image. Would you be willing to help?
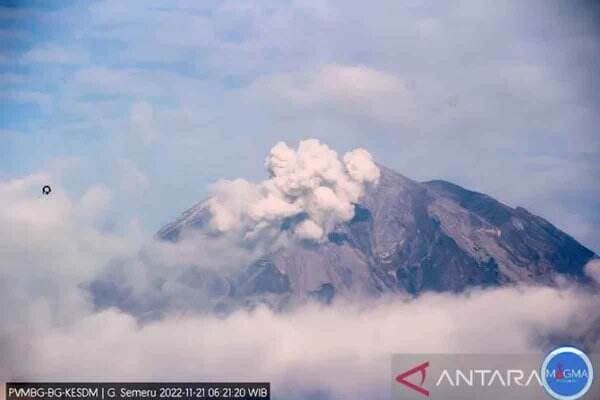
[1,0,599,251]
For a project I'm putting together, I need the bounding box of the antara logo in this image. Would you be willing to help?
[395,362,544,397]
[395,361,430,397]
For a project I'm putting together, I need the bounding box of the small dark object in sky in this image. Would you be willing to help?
[42,185,52,195]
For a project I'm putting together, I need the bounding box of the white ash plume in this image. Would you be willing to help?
[206,139,380,242]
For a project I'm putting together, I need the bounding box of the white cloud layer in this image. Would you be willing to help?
[11,286,600,400]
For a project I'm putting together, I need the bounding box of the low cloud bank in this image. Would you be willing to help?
[16,286,600,400]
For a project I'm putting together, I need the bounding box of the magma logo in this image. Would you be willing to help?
[541,347,594,400]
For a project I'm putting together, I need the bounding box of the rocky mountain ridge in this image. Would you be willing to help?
[154,166,596,311]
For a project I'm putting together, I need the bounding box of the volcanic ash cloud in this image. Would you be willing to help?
[206,139,380,242]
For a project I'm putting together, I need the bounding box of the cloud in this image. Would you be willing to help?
[0,73,26,86]
[0,90,52,110]
[207,138,379,242]
[75,184,113,225]
[12,285,600,400]
[0,172,141,375]
[118,159,150,194]
[128,101,159,144]
[249,64,416,125]
[21,44,88,65]
[0,128,20,139]
[585,259,600,284]
[72,67,161,98]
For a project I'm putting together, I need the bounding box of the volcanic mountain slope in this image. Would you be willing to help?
[156,166,596,310]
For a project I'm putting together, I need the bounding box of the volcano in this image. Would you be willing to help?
[154,165,596,311]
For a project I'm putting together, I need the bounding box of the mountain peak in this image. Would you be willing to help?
[145,165,595,313]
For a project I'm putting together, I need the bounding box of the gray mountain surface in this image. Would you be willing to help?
[150,166,595,311]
